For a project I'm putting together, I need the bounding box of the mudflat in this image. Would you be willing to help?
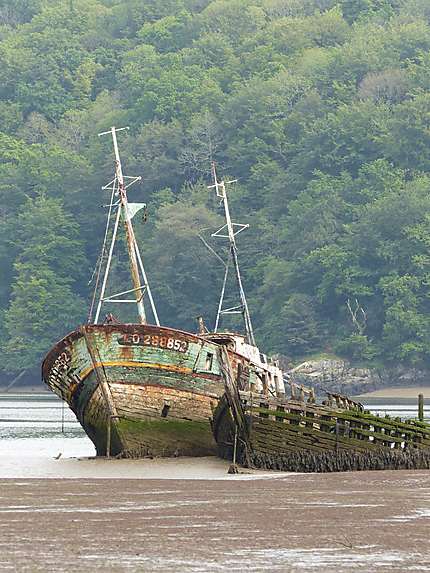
[0,468,429,572]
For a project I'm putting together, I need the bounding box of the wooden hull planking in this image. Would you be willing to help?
[213,348,430,472]
[42,324,226,457]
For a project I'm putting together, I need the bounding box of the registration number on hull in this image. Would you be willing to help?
[118,333,189,353]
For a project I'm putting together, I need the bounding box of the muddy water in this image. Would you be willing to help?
[0,394,429,571]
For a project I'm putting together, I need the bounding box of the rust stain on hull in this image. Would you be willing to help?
[42,324,237,458]
[79,360,194,381]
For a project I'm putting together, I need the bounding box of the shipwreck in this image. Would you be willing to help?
[42,127,283,458]
[212,346,430,472]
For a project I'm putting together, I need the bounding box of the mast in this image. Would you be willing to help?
[92,126,159,326]
[209,162,256,346]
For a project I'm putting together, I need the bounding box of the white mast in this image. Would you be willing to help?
[209,162,255,346]
[92,126,159,326]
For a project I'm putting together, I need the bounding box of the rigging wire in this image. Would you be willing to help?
[87,180,118,323]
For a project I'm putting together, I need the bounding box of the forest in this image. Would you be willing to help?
[1,0,430,381]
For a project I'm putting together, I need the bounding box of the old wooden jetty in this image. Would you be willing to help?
[212,347,430,472]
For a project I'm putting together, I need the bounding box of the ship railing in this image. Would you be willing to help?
[323,391,364,412]
[283,379,316,404]
[283,378,364,413]
[237,392,430,451]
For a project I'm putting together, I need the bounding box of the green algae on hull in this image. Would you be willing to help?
[116,418,216,457]
[42,324,224,457]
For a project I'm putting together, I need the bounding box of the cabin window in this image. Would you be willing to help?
[205,352,214,370]
[260,353,266,364]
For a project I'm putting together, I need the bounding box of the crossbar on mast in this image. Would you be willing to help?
[93,126,159,326]
[209,162,256,346]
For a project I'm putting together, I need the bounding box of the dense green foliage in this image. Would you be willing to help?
[2,0,430,376]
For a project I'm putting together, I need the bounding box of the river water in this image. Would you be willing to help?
[0,393,429,572]
[0,393,429,478]
[0,393,94,475]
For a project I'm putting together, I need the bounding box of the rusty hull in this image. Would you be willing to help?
[42,324,254,457]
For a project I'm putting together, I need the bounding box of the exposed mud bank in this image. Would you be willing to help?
[1,470,429,572]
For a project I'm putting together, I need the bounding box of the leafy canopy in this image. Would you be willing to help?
[2,0,430,376]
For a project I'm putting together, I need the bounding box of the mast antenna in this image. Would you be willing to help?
[92,126,159,326]
[208,162,255,346]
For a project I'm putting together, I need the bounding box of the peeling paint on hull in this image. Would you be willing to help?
[42,324,225,457]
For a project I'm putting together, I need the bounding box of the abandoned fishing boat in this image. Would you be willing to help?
[42,128,284,458]
[203,167,430,473]
[212,348,430,472]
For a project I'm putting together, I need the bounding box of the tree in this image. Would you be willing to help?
[144,184,223,331]
[382,93,430,172]
[178,111,221,180]
[137,10,193,53]
[2,265,86,373]
[3,0,430,376]
[340,0,401,24]
[1,195,88,374]
[0,0,42,26]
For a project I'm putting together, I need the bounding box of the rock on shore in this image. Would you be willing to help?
[285,358,430,396]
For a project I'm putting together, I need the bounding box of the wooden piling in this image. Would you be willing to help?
[106,416,111,458]
[418,393,424,422]
[233,425,238,465]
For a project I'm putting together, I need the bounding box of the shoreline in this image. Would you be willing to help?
[0,385,50,394]
[0,454,287,480]
[2,385,430,410]
[357,386,430,399]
